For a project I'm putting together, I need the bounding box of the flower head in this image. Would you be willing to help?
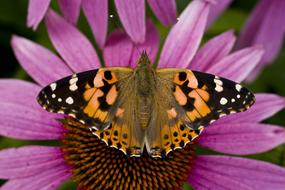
[2,0,285,189]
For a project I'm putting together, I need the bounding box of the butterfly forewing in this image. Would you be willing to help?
[37,68,133,130]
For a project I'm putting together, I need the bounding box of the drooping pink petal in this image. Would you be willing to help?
[188,156,285,190]
[198,123,285,155]
[207,0,233,27]
[103,29,133,67]
[58,0,82,24]
[82,0,108,48]
[0,80,64,140]
[27,0,51,30]
[236,0,285,67]
[1,163,72,190]
[215,93,285,124]
[45,9,101,72]
[189,30,236,71]
[158,0,211,68]
[206,45,264,82]
[115,0,145,43]
[11,35,72,86]
[129,20,159,68]
[147,0,177,26]
[104,20,159,67]
[0,146,65,179]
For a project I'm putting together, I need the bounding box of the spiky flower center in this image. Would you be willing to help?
[62,118,195,190]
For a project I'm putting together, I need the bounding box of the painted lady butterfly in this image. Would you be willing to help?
[37,52,255,158]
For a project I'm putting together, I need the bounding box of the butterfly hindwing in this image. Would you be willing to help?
[37,68,133,130]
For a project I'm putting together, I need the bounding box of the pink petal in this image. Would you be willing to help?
[198,123,285,155]
[1,164,72,190]
[206,45,264,82]
[0,79,64,140]
[27,0,51,30]
[58,0,82,24]
[129,20,159,68]
[82,0,108,48]
[188,156,285,190]
[216,93,285,124]
[158,0,211,68]
[0,146,65,179]
[11,35,72,86]
[236,0,285,66]
[45,9,101,72]
[147,0,177,26]
[189,30,236,71]
[115,0,145,43]
[103,29,133,67]
[104,20,159,67]
[207,0,233,27]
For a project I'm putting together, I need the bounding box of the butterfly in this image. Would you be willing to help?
[37,52,255,158]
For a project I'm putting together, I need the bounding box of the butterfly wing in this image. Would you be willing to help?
[145,68,255,157]
[37,67,133,130]
[38,67,145,156]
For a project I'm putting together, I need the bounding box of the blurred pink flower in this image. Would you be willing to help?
[209,0,285,81]
[236,0,285,81]
[1,0,285,189]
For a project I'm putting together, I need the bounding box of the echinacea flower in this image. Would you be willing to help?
[26,0,246,47]
[236,0,285,81]
[26,0,177,47]
[2,0,285,189]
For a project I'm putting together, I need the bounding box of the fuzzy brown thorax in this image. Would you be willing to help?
[134,52,156,129]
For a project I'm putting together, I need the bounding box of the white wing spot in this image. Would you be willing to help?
[231,98,235,103]
[52,94,56,98]
[69,76,78,84]
[214,78,223,86]
[235,84,242,92]
[215,85,223,92]
[214,78,223,92]
[69,84,78,91]
[237,94,241,99]
[220,97,228,105]
[69,76,79,91]
[66,97,74,104]
[50,83,57,91]
[58,98,62,102]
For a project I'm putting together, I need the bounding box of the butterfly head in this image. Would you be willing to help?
[137,51,151,68]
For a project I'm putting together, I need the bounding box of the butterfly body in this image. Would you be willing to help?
[37,53,255,158]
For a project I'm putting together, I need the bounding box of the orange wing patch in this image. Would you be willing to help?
[81,69,120,130]
[173,71,198,88]
[83,89,103,117]
[150,120,204,157]
[93,70,118,87]
[92,120,142,156]
[173,70,212,124]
